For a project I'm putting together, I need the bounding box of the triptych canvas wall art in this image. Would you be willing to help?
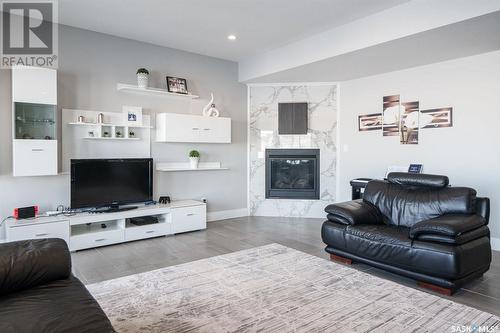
[358,95,453,144]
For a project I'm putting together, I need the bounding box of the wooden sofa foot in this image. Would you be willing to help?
[417,281,453,296]
[330,254,353,265]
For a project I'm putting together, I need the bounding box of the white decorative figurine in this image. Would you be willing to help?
[202,93,220,117]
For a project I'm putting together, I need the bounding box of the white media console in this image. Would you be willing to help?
[4,200,206,251]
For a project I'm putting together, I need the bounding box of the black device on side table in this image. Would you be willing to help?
[350,178,373,200]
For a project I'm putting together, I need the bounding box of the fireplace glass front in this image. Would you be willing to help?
[265,149,320,199]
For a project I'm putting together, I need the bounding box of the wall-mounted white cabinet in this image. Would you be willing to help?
[12,66,57,104]
[13,139,58,176]
[12,67,58,177]
[156,113,231,143]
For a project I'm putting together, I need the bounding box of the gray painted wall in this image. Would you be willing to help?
[0,25,247,223]
[338,51,500,246]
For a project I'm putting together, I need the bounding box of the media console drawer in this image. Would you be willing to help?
[125,223,171,242]
[70,229,123,251]
[6,220,69,244]
[171,205,206,234]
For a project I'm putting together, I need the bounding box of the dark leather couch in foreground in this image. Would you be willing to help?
[0,238,115,333]
[322,173,491,295]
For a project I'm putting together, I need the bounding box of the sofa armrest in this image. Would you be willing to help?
[476,197,490,223]
[409,214,487,239]
[325,199,383,225]
[0,238,71,296]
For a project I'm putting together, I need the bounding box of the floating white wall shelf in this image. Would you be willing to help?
[156,162,228,172]
[62,109,152,172]
[83,137,141,141]
[68,122,152,129]
[117,83,199,99]
[65,111,152,141]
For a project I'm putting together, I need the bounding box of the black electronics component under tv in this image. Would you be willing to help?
[71,158,153,212]
[128,216,159,226]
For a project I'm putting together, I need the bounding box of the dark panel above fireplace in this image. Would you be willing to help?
[265,149,320,200]
[278,102,308,135]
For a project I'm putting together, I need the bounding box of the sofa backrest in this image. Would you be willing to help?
[363,173,477,227]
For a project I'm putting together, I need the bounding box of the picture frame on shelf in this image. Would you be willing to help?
[123,105,143,126]
[166,76,188,94]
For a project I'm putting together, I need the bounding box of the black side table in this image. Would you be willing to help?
[350,178,373,200]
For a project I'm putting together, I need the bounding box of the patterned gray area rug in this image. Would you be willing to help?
[88,244,500,333]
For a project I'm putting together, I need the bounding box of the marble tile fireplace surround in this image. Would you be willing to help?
[248,83,337,218]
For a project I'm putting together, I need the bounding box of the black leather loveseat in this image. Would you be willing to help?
[322,173,491,295]
[0,238,115,333]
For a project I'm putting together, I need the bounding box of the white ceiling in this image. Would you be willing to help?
[59,0,409,61]
[245,11,500,83]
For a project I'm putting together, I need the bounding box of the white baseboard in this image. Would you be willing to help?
[207,208,249,222]
[491,237,500,251]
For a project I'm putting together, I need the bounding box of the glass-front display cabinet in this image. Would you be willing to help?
[14,102,57,140]
[12,66,58,177]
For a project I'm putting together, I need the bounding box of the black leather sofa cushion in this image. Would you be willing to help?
[348,224,411,247]
[322,222,411,262]
[0,239,71,296]
[0,275,115,333]
[325,199,383,225]
[363,180,477,227]
[0,239,115,333]
[387,172,449,188]
[409,214,487,239]
[321,221,491,280]
[416,226,489,245]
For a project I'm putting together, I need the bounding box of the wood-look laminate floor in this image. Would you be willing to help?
[71,216,500,316]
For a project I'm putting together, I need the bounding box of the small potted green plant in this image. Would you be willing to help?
[136,68,149,88]
[189,150,200,169]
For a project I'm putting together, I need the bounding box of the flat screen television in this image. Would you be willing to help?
[71,158,153,210]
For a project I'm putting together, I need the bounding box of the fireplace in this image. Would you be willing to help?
[265,149,320,200]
